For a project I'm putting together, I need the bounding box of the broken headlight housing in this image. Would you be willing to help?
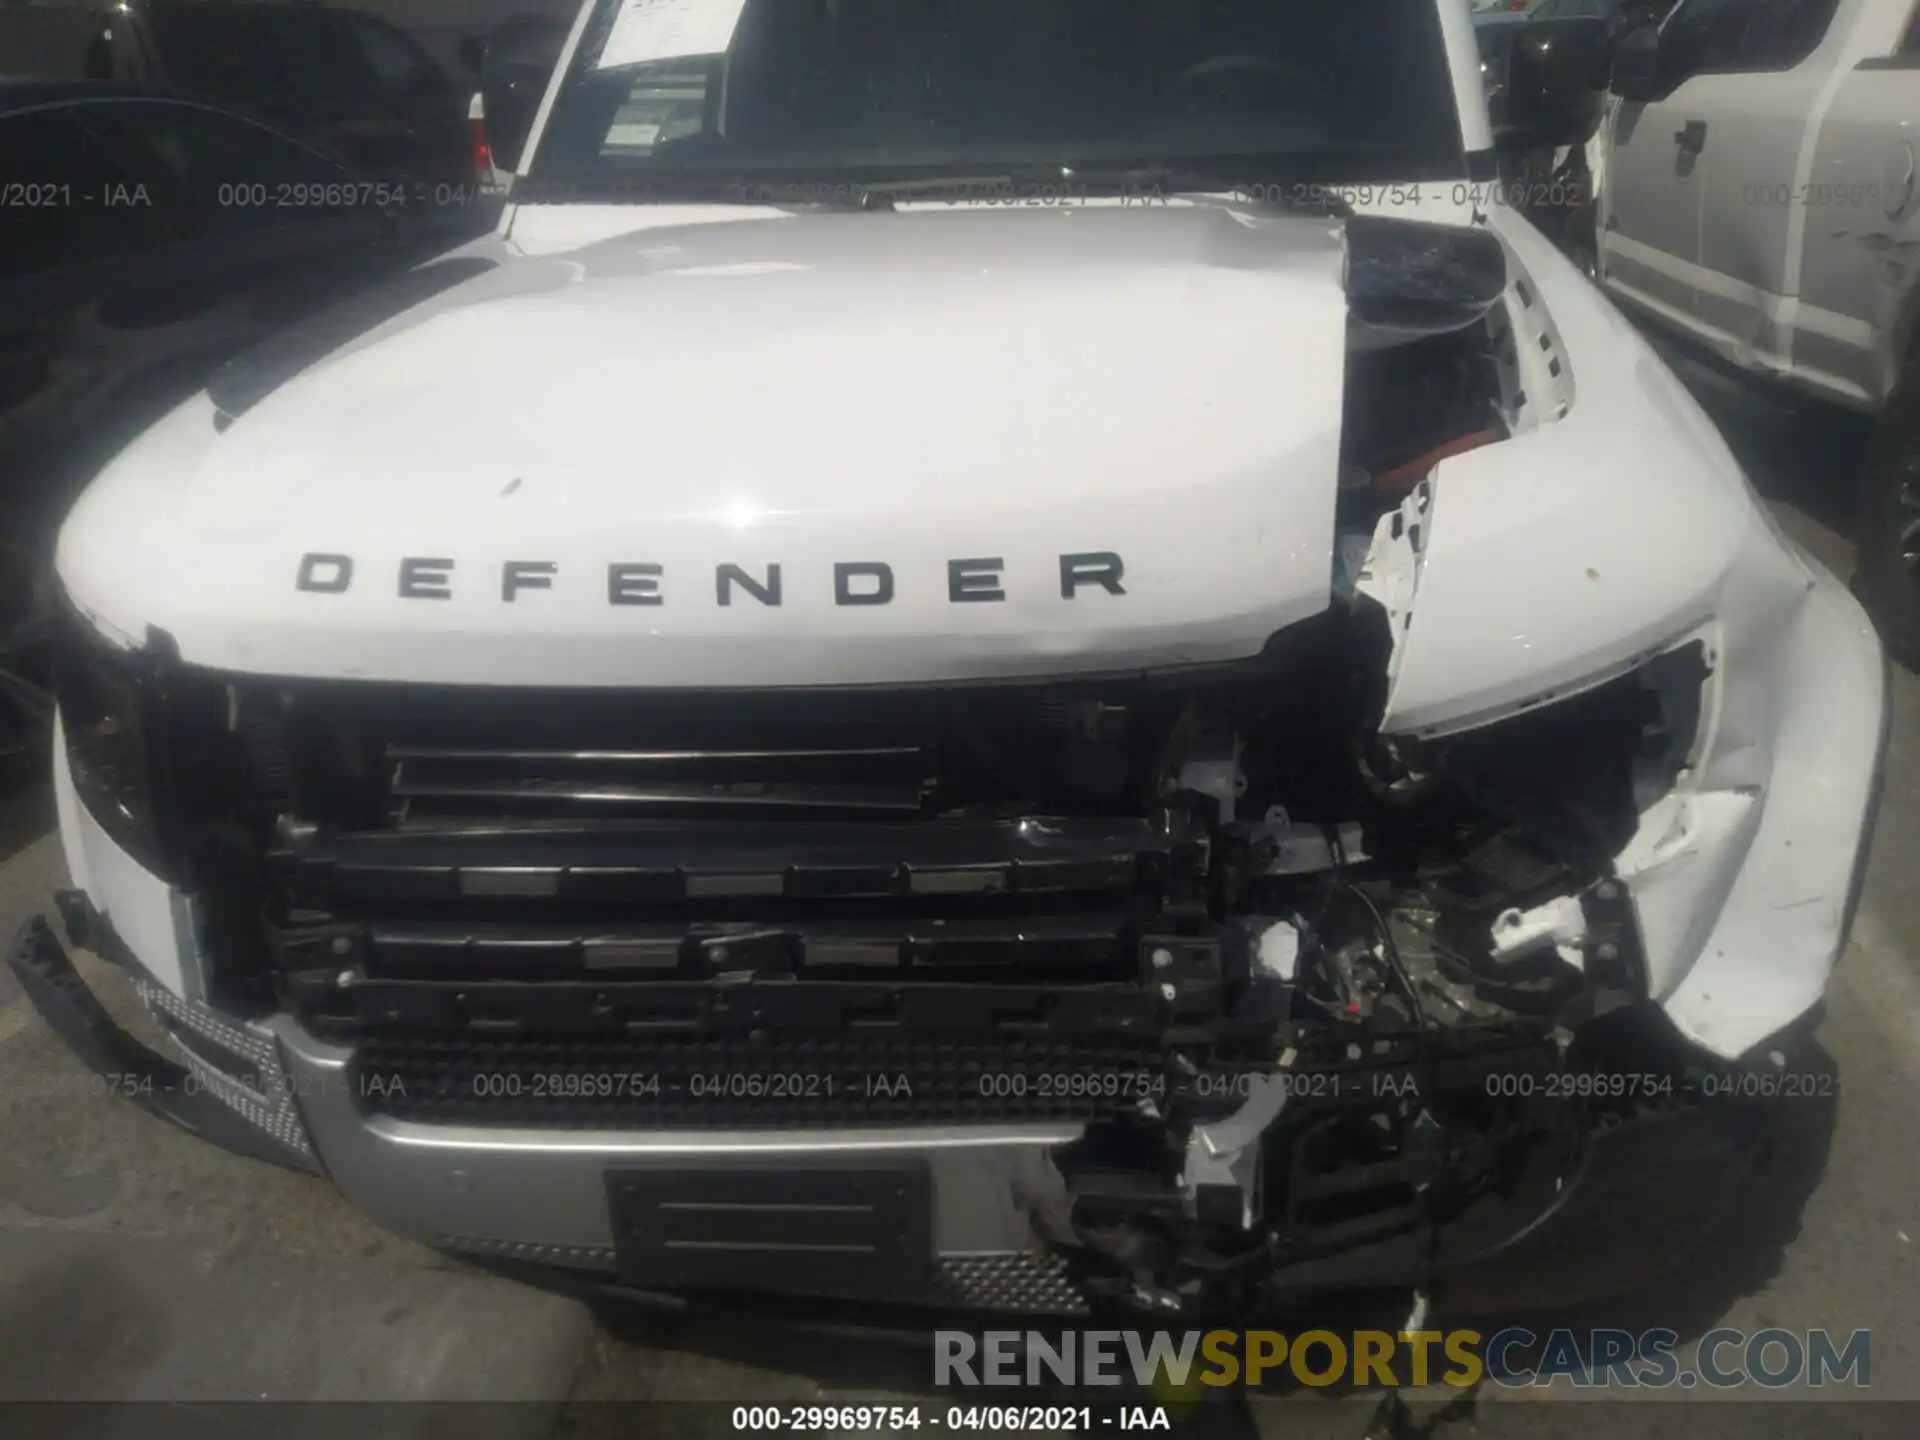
[54,599,164,875]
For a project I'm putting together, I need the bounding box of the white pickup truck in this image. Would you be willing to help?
[1596,0,1920,656]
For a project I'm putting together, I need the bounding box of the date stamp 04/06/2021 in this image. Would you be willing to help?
[0,1061,1835,1109]
[726,1404,1172,1435]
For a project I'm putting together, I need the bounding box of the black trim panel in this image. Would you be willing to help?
[607,1159,934,1302]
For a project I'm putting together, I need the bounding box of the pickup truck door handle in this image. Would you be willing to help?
[1675,120,1707,155]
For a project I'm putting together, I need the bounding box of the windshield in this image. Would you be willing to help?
[525,0,1467,196]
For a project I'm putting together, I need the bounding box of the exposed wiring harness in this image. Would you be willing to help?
[1341,854,1448,1337]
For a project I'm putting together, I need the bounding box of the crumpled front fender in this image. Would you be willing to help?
[1369,215,1887,1060]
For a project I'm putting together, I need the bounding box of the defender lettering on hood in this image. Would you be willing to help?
[295,552,1129,605]
[58,207,1356,687]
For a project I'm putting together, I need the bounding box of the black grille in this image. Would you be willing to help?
[249,678,1188,831]
[353,1032,1182,1128]
[235,675,1234,1129]
[273,813,1197,920]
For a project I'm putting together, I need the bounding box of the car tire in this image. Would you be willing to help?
[1853,362,1920,670]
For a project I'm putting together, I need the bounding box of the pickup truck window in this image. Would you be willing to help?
[1662,0,1842,81]
[529,0,1467,191]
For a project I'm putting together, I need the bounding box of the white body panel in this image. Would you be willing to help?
[1442,0,1501,155]
[1685,7,1872,376]
[1597,0,1920,410]
[1599,86,1709,320]
[1797,59,1920,402]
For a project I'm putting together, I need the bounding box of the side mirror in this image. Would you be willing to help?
[1609,22,1664,102]
[1502,15,1611,149]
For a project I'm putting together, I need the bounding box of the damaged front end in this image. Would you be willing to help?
[1032,218,1825,1318]
[1049,613,1744,1318]
[29,210,1880,1321]
[44,555,1759,1320]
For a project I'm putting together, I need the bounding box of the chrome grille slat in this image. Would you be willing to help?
[388,746,926,763]
[389,739,936,820]
[388,775,930,814]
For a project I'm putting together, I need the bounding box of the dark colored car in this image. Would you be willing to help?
[477,13,571,175]
[72,0,472,188]
[0,81,471,759]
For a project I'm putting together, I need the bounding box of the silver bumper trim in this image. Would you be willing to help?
[270,1018,1088,1290]
[430,1239,1090,1312]
[138,980,315,1160]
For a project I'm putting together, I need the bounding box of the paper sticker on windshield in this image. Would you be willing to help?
[595,0,750,70]
[606,121,663,150]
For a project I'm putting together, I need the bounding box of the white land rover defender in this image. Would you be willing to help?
[16,0,1888,1319]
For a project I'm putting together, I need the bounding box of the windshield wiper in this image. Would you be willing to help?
[517,159,1358,212]
[1057,162,1357,212]
[860,163,1355,213]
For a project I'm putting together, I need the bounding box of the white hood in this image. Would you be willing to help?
[59,204,1353,686]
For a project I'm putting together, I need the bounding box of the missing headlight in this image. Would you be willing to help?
[54,601,162,872]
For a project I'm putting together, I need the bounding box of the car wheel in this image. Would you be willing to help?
[1853,362,1920,669]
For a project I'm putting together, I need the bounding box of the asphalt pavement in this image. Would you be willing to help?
[0,339,1913,1440]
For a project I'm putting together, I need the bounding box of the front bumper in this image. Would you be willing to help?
[11,901,1758,1317]
[6,914,318,1175]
